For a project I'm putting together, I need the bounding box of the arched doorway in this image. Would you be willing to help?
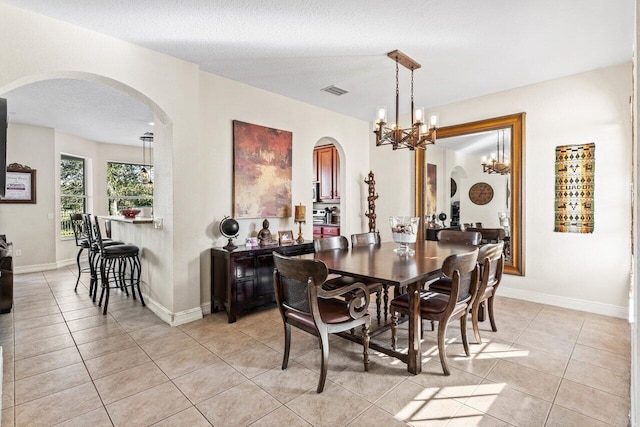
[312,137,345,239]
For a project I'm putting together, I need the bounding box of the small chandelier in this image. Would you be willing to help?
[374,50,437,151]
[482,129,510,175]
[139,132,154,184]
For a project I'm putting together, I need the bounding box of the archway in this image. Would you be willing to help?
[312,136,346,236]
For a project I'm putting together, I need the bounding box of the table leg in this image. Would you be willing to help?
[407,282,422,374]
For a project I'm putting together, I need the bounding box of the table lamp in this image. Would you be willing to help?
[294,203,306,244]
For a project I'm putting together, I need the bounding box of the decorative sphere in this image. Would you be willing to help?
[438,212,447,222]
[219,217,239,238]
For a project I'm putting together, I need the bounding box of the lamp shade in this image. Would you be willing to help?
[294,204,306,222]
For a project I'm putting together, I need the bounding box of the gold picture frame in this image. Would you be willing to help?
[278,230,294,245]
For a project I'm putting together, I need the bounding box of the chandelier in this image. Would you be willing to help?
[482,129,510,175]
[139,132,154,184]
[374,50,437,150]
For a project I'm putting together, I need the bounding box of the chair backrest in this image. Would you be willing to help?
[70,213,87,247]
[91,216,106,253]
[104,219,113,239]
[441,248,479,302]
[478,241,504,290]
[437,230,481,246]
[272,252,328,315]
[82,214,96,245]
[314,235,349,252]
[350,232,381,247]
[466,227,505,244]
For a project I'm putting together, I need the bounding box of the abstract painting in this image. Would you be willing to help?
[426,163,437,214]
[554,143,595,233]
[233,120,292,219]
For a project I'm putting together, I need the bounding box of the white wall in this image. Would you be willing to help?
[372,63,633,315]
[198,71,370,309]
[1,124,56,268]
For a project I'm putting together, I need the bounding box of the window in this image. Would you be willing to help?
[107,162,153,215]
[60,155,86,238]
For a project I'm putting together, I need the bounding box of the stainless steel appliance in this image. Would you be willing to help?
[312,209,325,224]
[312,182,319,202]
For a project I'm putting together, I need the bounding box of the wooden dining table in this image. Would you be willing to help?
[307,240,476,375]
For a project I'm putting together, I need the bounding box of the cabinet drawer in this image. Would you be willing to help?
[322,227,340,236]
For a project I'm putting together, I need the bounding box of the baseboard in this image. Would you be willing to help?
[14,258,76,274]
[201,301,212,316]
[142,293,203,327]
[499,286,628,319]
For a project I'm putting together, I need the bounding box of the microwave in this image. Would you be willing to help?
[312,181,319,202]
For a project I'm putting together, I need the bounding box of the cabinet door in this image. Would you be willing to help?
[323,226,339,236]
[317,147,334,201]
[255,253,275,298]
[233,256,256,303]
[332,146,340,200]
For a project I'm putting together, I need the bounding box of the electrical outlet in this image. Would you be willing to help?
[153,217,163,230]
[15,249,22,257]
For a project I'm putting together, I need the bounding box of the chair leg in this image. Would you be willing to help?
[134,255,145,306]
[472,302,482,344]
[460,315,470,356]
[391,310,398,350]
[317,331,330,393]
[375,293,381,324]
[282,323,291,370]
[437,320,451,375]
[383,285,389,322]
[362,323,370,372]
[74,247,84,292]
[488,296,497,332]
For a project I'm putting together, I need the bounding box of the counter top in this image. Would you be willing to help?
[97,215,154,224]
[313,223,340,227]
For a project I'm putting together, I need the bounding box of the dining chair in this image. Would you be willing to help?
[430,242,504,343]
[350,232,390,322]
[315,235,385,324]
[272,252,370,393]
[390,248,479,375]
[437,230,481,245]
[465,227,506,244]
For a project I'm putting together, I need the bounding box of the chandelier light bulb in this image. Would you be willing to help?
[414,108,424,124]
[430,114,438,128]
[377,106,387,123]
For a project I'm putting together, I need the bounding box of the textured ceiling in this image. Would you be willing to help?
[0,0,634,144]
[3,79,153,146]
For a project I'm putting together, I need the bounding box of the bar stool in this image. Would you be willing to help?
[92,217,144,315]
[70,213,91,292]
[82,214,124,300]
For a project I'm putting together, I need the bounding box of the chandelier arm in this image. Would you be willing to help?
[395,57,399,132]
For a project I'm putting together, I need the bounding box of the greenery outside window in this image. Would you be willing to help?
[60,155,86,238]
[107,162,153,215]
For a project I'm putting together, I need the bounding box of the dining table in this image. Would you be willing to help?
[307,240,477,375]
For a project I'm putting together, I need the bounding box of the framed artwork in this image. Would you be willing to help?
[0,163,36,204]
[426,163,437,214]
[554,143,594,233]
[278,230,294,245]
[233,120,292,219]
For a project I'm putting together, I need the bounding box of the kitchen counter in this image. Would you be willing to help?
[97,215,154,224]
[313,223,340,227]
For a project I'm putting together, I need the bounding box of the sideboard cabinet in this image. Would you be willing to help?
[211,242,314,323]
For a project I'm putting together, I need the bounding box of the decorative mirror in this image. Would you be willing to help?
[417,113,525,275]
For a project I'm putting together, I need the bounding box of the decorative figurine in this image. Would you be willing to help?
[364,171,379,233]
[257,219,275,246]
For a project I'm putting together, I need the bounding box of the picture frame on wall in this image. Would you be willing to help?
[0,163,36,204]
[278,230,294,245]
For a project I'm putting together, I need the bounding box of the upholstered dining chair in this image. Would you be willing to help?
[350,232,390,322]
[464,227,506,244]
[315,235,385,324]
[272,252,370,393]
[390,248,479,375]
[437,230,482,246]
[429,242,504,344]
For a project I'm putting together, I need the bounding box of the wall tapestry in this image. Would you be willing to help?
[233,120,292,219]
[426,163,437,214]
[554,142,594,233]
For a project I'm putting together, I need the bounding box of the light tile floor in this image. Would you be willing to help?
[0,266,632,426]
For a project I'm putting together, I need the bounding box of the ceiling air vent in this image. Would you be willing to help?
[321,85,348,96]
